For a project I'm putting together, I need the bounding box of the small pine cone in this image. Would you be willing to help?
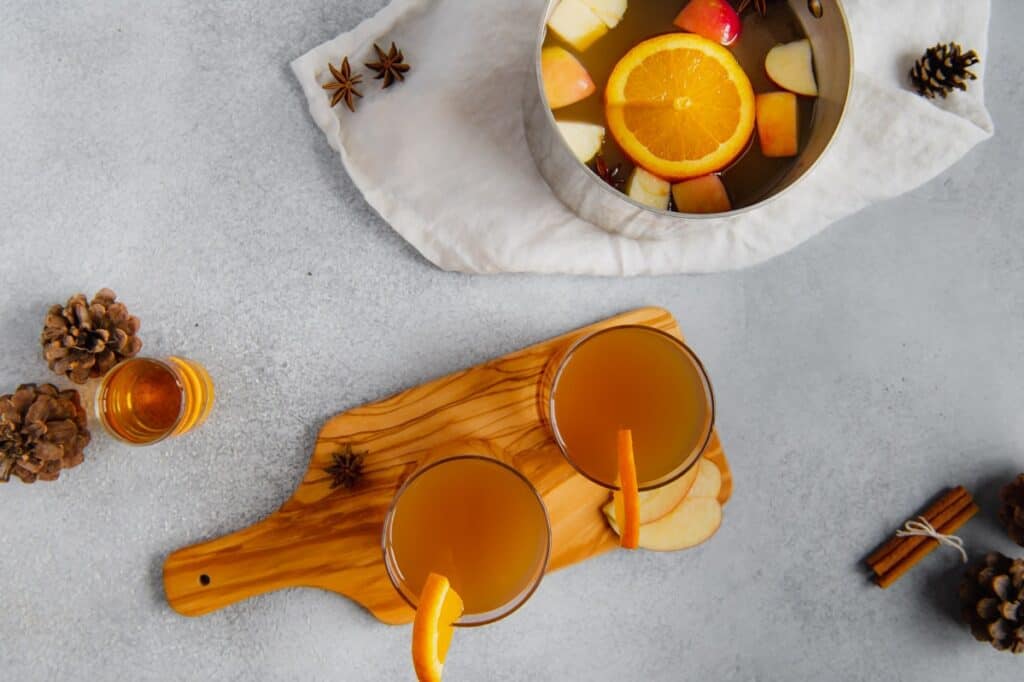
[1000,474,1024,547]
[41,288,142,384]
[0,383,91,484]
[910,42,980,99]
[959,552,1024,654]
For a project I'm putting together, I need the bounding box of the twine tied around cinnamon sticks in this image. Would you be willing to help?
[895,517,968,564]
[866,486,978,588]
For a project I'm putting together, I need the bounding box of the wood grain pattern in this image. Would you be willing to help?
[163,307,733,624]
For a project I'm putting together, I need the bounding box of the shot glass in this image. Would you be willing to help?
[96,356,214,445]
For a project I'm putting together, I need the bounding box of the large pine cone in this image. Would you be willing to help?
[0,384,91,484]
[1000,474,1024,547]
[41,288,142,384]
[959,552,1024,654]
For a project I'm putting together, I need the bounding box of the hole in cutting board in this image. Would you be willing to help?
[199,574,211,586]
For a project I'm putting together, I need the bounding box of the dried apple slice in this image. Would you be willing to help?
[606,496,723,551]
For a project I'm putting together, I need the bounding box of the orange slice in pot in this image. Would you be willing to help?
[412,573,464,682]
[605,33,755,181]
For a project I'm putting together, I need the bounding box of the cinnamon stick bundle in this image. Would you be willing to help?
[866,486,977,588]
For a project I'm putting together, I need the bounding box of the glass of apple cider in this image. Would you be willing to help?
[382,455,551,625]
[96,356,215,445]
[547,326,714,490]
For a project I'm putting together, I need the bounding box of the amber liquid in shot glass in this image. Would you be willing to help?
[547,325,714,490]
[96,357,214,445]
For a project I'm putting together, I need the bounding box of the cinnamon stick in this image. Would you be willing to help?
[870,492,973,577]
[875,501,978,589]
[866,486,966,570]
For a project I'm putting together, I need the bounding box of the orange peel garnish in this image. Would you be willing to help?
[412,573,464,682]
[614,428,641,549]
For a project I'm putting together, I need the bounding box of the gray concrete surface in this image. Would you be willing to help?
[2,1,1023,680]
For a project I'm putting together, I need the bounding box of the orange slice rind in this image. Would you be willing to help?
[614,428,641,549]
[605,33,755,181]
[412,573,464,682]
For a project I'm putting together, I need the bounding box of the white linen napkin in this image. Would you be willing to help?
[292,0,993,275]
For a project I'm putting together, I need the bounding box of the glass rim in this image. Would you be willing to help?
[547,324,716,492]
[95,357,186,447]
[381,454,552,627]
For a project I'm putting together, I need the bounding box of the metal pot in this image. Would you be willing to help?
[523,0,854,239]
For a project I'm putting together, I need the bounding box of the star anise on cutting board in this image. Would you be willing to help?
[322,57,364,112]
[736,0,768,16]
[325,444,365,489]
[364,42,410,88]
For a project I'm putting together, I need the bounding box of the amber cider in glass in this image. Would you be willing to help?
[549,326,713,489]
[97,356,214,445]
[383,456,550,625]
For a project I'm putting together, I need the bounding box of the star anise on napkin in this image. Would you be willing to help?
[364,42,410,88]
[323,57,364,112]
[736,0,767,16]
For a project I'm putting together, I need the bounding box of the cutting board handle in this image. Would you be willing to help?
[163,514,322,617]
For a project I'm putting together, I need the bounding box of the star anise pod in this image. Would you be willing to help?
[736,0,767,16]
[591,156,624,190]
[322,57,363,112]
[324,444,365,489]
[364,42,410,89]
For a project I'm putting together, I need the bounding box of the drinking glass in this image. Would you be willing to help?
[545,325,714,490]
[96,356,214,445]
[382,455,551,626]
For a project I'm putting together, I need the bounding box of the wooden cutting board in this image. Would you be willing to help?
[163,307,733,624]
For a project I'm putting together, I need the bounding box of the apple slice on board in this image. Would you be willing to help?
[556,122,605,163]
[765,39,818,96]
[603,459,720,527]
[606,496,723,551]
[541,46,596,109]
[547,0,608,52]
[603,461,699,525]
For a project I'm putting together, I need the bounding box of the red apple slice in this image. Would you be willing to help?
[556,122,605,163]
[541,46,596,109]
[547,0,608,52]
[580,0,628,28]
[765,39,818,96]
[755,92,799,158]
[626,167,670,210]
[673,0,741,47]
[671,175,731,214]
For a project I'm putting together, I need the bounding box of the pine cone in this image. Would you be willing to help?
[0,383,91,484]
[910,42,980,99]
[41,288,142,384]
[1000,474,1024,547]
[959,552,1024,654]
